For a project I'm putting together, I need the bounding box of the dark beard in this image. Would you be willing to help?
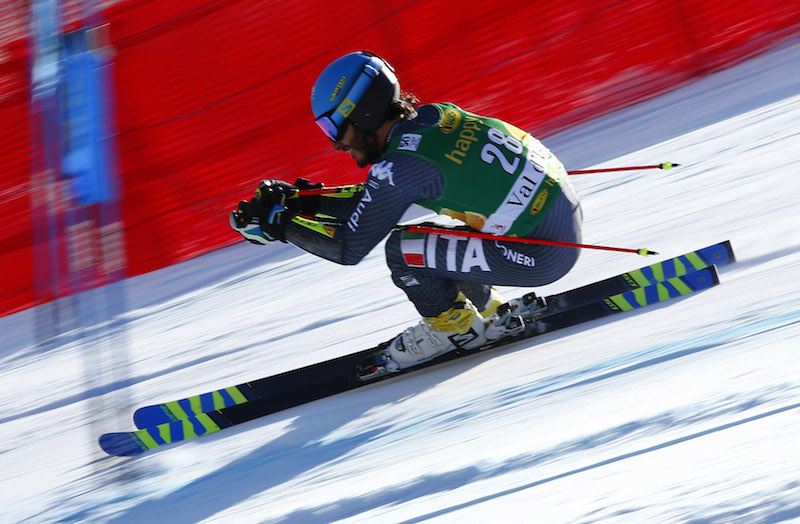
[352,139,379,168]
[355,154,371,169]
[349,124,384,167]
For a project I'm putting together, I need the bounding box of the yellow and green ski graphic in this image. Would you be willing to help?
[100,263,723,457]
[130,241,733,431]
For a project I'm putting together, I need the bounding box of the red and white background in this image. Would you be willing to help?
[1,0,798,317]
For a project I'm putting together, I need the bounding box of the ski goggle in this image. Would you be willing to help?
[314,56,385,142]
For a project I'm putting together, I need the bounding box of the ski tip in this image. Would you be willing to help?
[133,407,167,429]
[637,248,658,256]
[132,408,147,429]
[681,264,721,288]
[721,240,736,263]
[659,162,680,170]
[705,264,721,285]
[99,432,148,457]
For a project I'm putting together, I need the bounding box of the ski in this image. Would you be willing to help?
[130,240,734,430]
[100,264,722,456]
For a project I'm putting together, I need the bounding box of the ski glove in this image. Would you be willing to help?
[256,178,323,216]
[255,179,296,208]
[229,209,272,245]
[230,177,324,245]
[230,198,290,244]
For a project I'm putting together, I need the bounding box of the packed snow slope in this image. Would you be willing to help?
[2,40,800,523]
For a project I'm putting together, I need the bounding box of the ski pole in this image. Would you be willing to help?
[566,162,679,175]
[402,225,657,256]
[293,162,679,196]
[293,184,365,196]
[243,213,655,256]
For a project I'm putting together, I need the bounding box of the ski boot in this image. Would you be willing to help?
[375,293,490,373]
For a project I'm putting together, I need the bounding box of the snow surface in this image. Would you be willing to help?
[3,39,800,523]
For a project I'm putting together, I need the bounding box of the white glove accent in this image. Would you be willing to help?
[229,211,271,245]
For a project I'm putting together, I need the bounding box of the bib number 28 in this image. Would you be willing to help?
[480,127,524,175]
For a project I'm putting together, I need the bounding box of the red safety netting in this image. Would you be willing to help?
[1,0,798,316]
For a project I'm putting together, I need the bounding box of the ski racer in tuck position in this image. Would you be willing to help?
[230,51,583,373]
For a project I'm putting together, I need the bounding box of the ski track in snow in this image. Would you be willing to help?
[2,39,800,523]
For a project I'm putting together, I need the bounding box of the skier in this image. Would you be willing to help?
[230,51,582,373]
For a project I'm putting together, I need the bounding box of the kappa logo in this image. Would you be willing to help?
[369,160,395,186]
